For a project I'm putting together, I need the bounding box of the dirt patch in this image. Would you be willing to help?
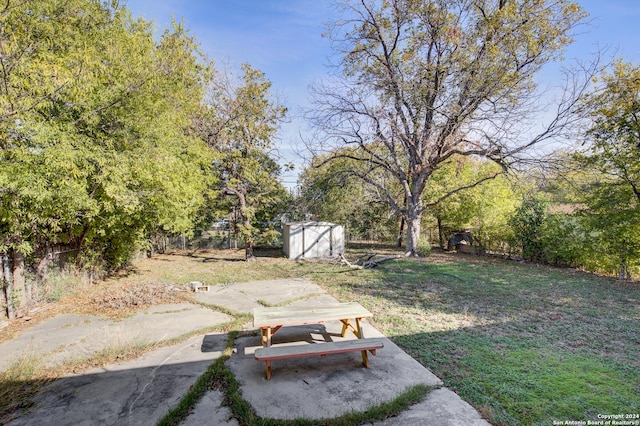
[61,281,190,319]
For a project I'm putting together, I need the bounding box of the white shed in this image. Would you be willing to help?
[282,221,344,260]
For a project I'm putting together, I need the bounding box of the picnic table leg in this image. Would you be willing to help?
[261,326,282,347]
[260,326,279,379]
[355,317,370,366]
[360,349,370,368]
[340,319,350,337]
[340,319,364,338]
[261,327,272,347]
[355,317,364,339]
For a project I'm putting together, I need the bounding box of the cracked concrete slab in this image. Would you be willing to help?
[8,334,228,426]
[0,304,232,371]
[226,320,443,421]
[0,314,112,371]
[181,390,238,426]
[195,278,325,313]
[2,278,490,426]
[367,388,491,425]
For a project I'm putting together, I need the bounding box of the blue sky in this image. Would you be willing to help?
[124,0,640,188]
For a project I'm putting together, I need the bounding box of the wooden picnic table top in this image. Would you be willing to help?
[253,302,372,328]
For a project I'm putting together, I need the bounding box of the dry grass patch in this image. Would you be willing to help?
[60,281,188,319]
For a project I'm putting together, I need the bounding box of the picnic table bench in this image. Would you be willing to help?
[252,302,383,379]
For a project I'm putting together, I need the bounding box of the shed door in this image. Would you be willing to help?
[304,225,332,258]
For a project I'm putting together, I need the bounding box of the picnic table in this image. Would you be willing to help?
[252,302,384,379]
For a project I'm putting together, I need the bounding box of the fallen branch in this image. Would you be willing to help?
[339,253,363,269]
[339,253,401,269]
[362,255,402,268]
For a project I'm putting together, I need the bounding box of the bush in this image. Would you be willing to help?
[539,214,587,267]
[417,238,432,257]
[509,197,547,262]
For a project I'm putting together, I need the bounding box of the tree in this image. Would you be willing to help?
[309,0,592,257]
[575,60,640,279]
[0,0,98,316]
[509,195,547,261]
[423,157,518,251]
[0,0,212,316]
[298,150,399,241]
[74,20,213,269]
[199,64,287,261]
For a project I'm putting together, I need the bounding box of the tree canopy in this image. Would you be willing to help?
[309,0,591,256]
[298,149,399,241]
[196,64,288,261]
[1,0,213,316]
[575,60,640,278]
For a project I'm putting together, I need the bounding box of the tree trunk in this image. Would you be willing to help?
[236,192,256,262]
[619,260,631,281]
[243,215,256,261]
[405,215,422,257]
[2,254,15,320]
[245,238,255,261]
[404,195,424,257]
[36,247,52,288]
[0,276,7,320]
[243,204,256,261]
[12,250,27,312]
[396,216,405,248]
[437,216,444,250]
[397,194,407,248]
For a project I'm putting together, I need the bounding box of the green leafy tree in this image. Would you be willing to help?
[425,158,495,248]
[1,1,212,316]
[425,158,519,252]
[199,64,287,261]
[539,212,586,267]
[473,180,520,255]
[575,60,640,278]
[0,0,103,315]
[72,21,213,269]
[298,150,399,241]
[310,0,591,257]
[509,196,548,262]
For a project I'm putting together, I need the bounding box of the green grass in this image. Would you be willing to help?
[0,352,53,423]
[310,251,640,425]
[395,333,638,425]
[146,248,638,425]
[4,248,639,425]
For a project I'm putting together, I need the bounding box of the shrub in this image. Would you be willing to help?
[417,238,432,257]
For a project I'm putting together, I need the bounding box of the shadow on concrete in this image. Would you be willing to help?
[201,333,230,353]
[5,335,228,426]
[225,321,444,422]
[4,322,494,426]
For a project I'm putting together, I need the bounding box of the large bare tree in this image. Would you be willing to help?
[309,0,594,256]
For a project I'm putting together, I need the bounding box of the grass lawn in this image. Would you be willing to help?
[309,249,640,426]
[2,247,638,425]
